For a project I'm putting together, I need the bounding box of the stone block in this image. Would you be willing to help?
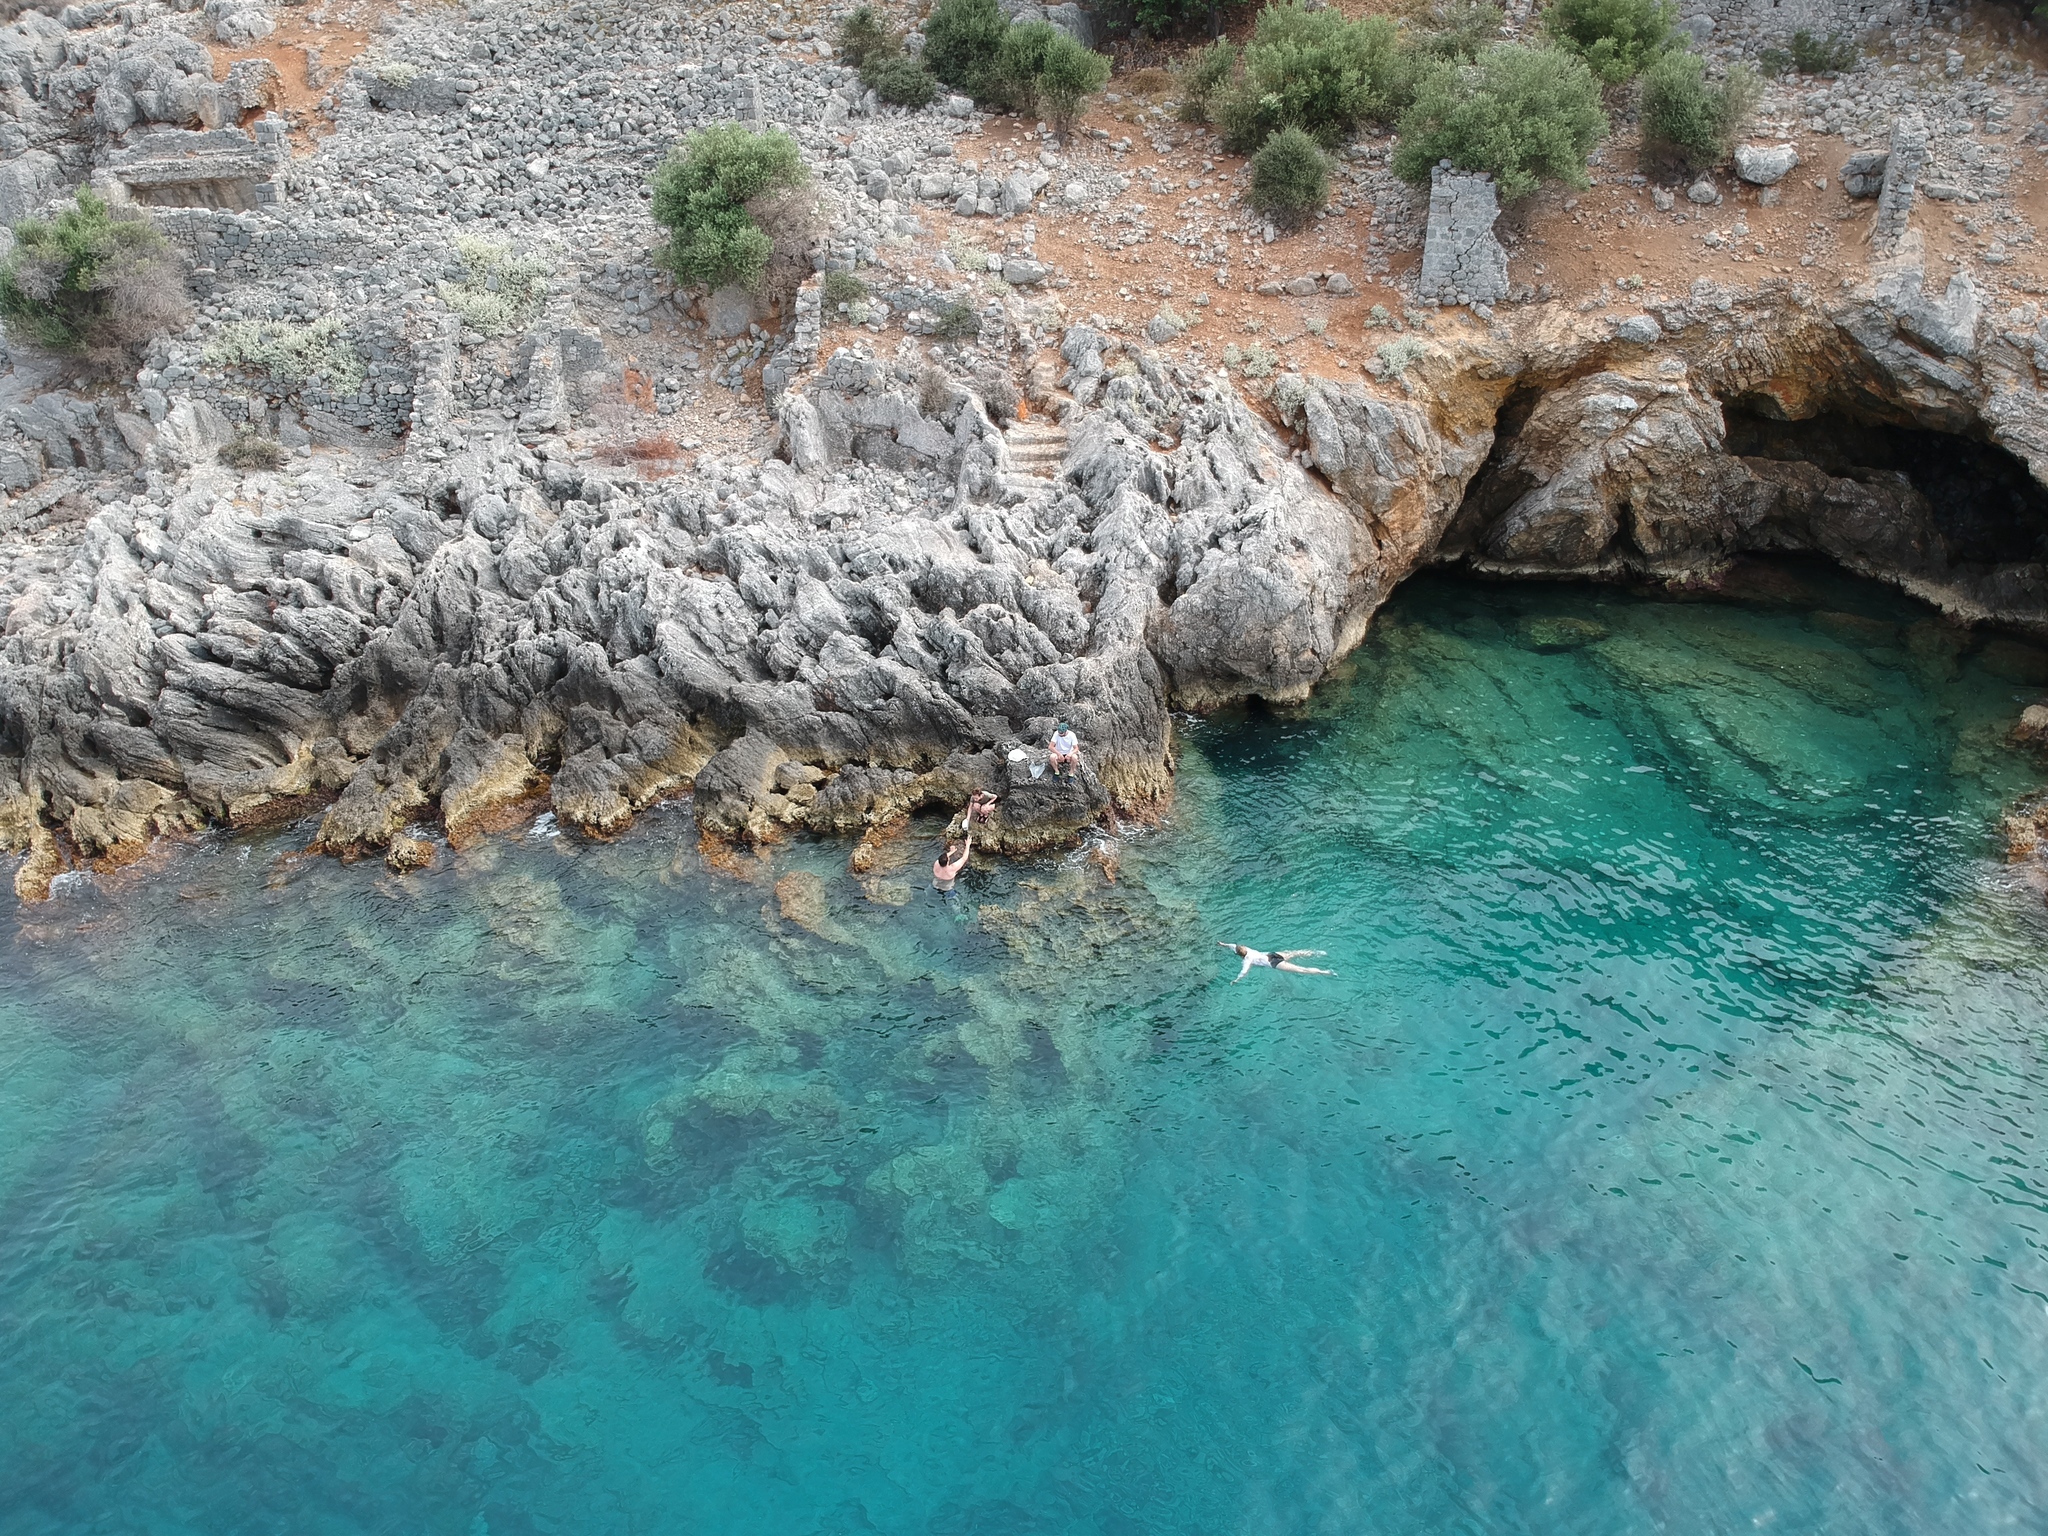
[1418,165,1507,305]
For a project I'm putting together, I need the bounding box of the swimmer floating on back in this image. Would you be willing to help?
[1219,943,1333,983]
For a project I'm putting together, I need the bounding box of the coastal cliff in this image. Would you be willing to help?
[8,242,2046,899]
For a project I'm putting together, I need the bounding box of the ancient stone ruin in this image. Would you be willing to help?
[1418,164,1508,308]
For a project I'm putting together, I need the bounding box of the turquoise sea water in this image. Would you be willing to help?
[5,565,2048,1536]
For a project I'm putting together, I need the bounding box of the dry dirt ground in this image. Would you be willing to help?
[204,0,2048,450]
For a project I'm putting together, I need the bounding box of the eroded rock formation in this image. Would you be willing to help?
[6,231,2048,898]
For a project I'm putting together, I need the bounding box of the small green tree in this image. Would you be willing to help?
[1175,37,1236,123]
[649,126,808,292]
[1543,0,1676,83]
[1249,125,1331,229]
[924,0,1009,100]
[0,190,190,366]
[1212,3,1414,152]
[992,21,1109,131]
[1639,50,1756,172]
[839,6,896,66]
[866,51,940,106]
[1393,43,1608,201]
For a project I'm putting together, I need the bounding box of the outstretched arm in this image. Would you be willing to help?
[1234,953,1255,983]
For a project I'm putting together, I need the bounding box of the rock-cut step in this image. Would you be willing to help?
[1004,419,1070,483]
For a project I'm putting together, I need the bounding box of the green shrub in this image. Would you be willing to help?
[1375,336,1430,379]
[1248,125,1331,229]
[935,300,981,339]
[865,51,939,106]
[650,126,808,293]
[838,5,895,66]
[434,237,549,337]
[1788,28,1855,73]
[924,0,1009,99]
[1028,25,1113,131]
[0,190,189,365]
[1212,3,1414,153]
[1639,50,1755,171]
[1176,37,1236,123]
[1412,0,1505,63]
[1542,0,1676,83]
[1393,43,1608,201]
[205,316,367,391]
[822,269,868,311]
[1132,0,1214,36]
[220,432,286,471]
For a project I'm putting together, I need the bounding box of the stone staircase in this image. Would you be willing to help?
[1002,416,1070,496]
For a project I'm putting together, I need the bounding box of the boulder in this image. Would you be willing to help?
[1734,142,1800,186]
[1841,149,1889,199]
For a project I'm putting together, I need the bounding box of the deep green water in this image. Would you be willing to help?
[6,566,2048,1536]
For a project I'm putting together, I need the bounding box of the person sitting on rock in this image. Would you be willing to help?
[1219,942,1333,983]
[1048,722,1081,780]
[967,789,999,826]
[933,832,972,893]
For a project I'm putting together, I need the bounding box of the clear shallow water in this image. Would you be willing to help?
[5,565,2048,1536]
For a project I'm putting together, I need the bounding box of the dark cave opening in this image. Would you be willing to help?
[1720,397,2048,568]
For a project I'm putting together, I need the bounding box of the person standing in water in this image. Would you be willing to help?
[1219,943,1333,982]
[933,831,972,892]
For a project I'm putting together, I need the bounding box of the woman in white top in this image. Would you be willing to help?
[1220,943,1333,982]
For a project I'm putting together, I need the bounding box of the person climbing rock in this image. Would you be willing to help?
[1048,722,1081,780]
[933,833,972,893]
[967,789,999,826]
[1219,943,1333,982]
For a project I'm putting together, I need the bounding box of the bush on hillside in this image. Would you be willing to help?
[866,51,940,105]
[650,126,809,294]
[837,6,895,67]
[1760,27,1856,76]
[1248,125,1331,229]
[1175,36,1236,122]
[1211,3,1414,153]
[923,0,1009,99]
[1131,0,1220,36]
[1410,0,1505,63]
[822,269,868,312]
[991,20,1110,131]
[220,432,286,471]
[1393,43,1608,201]
[1542,0,1676,83]
[1639,51,1756,171]
[0,190,189,367]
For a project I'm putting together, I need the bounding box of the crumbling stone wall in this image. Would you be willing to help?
[1418,165,1508,307]
[1876,113,1929,253]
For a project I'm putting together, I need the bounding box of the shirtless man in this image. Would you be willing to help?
[1219,943,1333,982]
[933,833,972,892]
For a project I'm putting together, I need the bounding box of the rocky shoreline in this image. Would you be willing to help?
[5,0,2048,901]
[9,241,2048,901]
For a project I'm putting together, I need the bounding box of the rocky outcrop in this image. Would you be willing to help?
[8,246,2048,895]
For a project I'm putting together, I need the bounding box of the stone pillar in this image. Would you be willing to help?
[1874,113,1927,252]
[1418,162,1509,306]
